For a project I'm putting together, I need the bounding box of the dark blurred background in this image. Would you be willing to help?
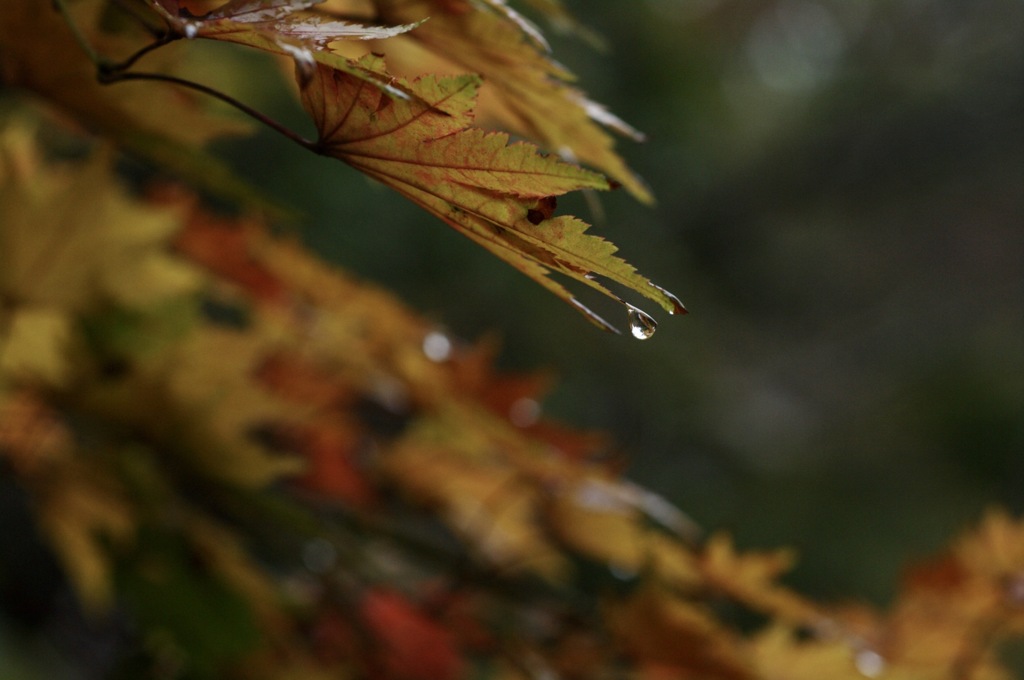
[216,0,1023,604]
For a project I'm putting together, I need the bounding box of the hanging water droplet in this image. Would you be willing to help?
[626,304,657,340]
[280,42,316,86]
[182,22,198,39]
[422,330,452,362]
[854,648,886,678]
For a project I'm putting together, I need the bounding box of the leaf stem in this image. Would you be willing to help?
[51,0,315,152]
[102,71,317,150]
[103,34,180,74]
[52,0,176,75]
[52,0,105,66]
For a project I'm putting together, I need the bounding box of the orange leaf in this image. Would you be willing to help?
[293,420,376,506]
[361,588,465,680]
[172,202,287,303]
[605,586,756,680]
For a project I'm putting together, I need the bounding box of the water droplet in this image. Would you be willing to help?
[182,22,198,39]
[422,330,452,362]
[370,374,409,413]
[626,304,657,340]
[509,397,541,428]
[648,282,688,315]
[302,538,336,574]
[609,564,637,581]
[854,649,886,678]
[1006,572,1024,605]
[280,42,315,85]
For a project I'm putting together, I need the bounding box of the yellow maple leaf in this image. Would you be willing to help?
[605,586,756,680]
[545,477,704,590]
[381,425,569,579]
[0,124,203,310]
[38,466,136,614]
[0,122,203,386]
[370,0,652,202]
[699,532,824,626]
[108,322,310,488]
[0,309,77,387]
[750,625,880,680]
[299,55,682,329]
[954,508,1024,581]
[0,389,135,615]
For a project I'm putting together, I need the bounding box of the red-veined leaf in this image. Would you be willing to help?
[299,55,682,330]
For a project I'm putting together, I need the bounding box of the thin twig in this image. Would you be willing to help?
[52,0,105,66]
[52,0,315,152]
[103,34,180,74]
[102,71,317,149]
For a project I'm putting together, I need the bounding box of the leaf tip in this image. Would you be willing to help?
[648,282,687,316]
[570,298,621,334]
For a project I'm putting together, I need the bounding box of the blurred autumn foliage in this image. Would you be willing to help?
[1,1,1022,679]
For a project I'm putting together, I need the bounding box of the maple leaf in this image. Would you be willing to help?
[361,588,466,680]
[381,434,569,578]
[130,324,310,487]
[0,0,247,144]
[869,510,1024,674]
[699,533,824,626]
[0,128,202,314]
[144,0,423,91]
[0,392,75,475]
[299,55,682,329]
[189,0,421,44]
[0,310,77,387]
[518,0,603,45]
[0,122,203,387]
[292,419,377,506]
[952,507,1024,581]
[78,1,682,330]
[170,196,289,303]
[39,469,136,613]
[545,476,704,589]
[0,394,135,615]
[370,0,648,201]
[0,0,278,211]
[749,625,876,680]
[605,585,756,680]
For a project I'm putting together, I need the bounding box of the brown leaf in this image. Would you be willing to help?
[605,586,756,680]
